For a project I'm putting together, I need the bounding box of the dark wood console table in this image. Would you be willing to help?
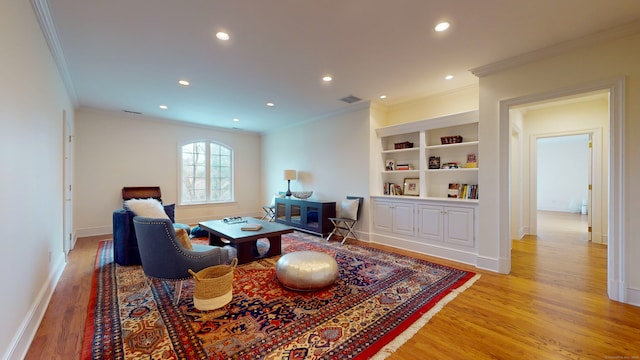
[275,197,336,236]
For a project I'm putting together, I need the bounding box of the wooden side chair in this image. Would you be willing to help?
[326,196,363,245]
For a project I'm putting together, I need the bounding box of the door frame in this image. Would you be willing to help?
[63,111,73,256]
[499,77,625,302]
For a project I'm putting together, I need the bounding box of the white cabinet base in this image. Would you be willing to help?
[371,196,478,266]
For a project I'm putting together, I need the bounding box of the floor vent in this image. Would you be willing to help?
[340,95,362,104]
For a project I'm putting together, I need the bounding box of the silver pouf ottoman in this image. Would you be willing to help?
[276,251,339,291]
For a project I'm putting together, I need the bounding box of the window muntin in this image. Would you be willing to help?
[181,141,233,204]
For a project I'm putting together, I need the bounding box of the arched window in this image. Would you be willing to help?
[180,140,233,204]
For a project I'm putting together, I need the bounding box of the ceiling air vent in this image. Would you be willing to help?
[123,110,142,115]
[339,95,362,104]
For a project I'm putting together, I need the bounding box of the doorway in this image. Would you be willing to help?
[509,91,608,245]
[536,133,591,242]
[500,77,625,302]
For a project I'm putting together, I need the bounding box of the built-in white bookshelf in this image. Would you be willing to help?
[375,110,479,201]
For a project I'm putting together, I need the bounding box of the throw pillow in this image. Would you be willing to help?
[190,225,209,238]
[175,228,193,250]
[124,198,170,219]
[340,199,359,220]
[163,203,176,223]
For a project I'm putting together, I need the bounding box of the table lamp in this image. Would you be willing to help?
[284,170,296,197]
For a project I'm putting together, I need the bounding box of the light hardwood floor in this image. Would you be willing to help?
[26,213,640,359]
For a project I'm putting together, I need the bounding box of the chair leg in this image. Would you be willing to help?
[326,219,339,241]
[174,280,184,305]
[341,221,358,245]
[142,277,152,298]
[147,278,183,304]
[261,207,276,222]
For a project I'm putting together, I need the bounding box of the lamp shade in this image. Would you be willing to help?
[284,170,297,181]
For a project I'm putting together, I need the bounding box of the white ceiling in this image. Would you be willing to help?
[40,0,640,133]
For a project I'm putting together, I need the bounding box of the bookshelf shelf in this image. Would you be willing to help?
[425,140,478,150]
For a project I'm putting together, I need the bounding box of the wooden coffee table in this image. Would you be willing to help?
[198,218,294,264]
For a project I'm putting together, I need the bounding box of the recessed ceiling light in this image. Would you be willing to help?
[435,22,450,32]
[380,95,387,99]
[445,74,454,80]
[233,118,239,122]
[159,105,168,110]
[178,80,190,86]
[266,102,275,107]
[216,31,230,41]
[322,75,333,82]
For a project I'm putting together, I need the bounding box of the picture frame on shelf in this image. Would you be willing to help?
[403,178,419,196]
[385,159,395,171]
[428,156,440,169]
[466,153,478,168]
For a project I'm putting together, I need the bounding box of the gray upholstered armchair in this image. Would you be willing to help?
[133,216,237,303]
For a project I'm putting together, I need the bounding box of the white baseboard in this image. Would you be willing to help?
[370,232,479,267]
[4,256,66,360]
[476,255,502,273]
[625,286,640,307]
[75,225,112,237]
[518,226,527,240]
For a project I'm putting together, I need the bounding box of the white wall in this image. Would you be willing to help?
[384,85,479,126]
[0,2,75,359]
[74,108,263,236]
[477,31,640,304]
[261,104,371,238]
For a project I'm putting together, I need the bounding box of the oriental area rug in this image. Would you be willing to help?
[82,232,479,359]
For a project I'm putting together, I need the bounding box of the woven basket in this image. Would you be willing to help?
[188,258,237,311]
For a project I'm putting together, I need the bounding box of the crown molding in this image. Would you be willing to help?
[31,0,78,107]
[470,19,640,78]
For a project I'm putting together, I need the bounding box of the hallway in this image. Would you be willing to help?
[536,210,589,242]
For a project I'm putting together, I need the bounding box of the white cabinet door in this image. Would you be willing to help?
[373,200,415,236]
[418,205,443,242]
[418,205,475,247]
[373,201,394,233]
[444,206,474,247]
[392,202,415,236]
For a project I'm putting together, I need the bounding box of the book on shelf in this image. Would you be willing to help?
[241,223,263,231]
[384,183,403,195]
[395,163,412,171]
[448,183,479,199]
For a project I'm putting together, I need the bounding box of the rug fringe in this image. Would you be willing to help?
[370,273,481,360]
